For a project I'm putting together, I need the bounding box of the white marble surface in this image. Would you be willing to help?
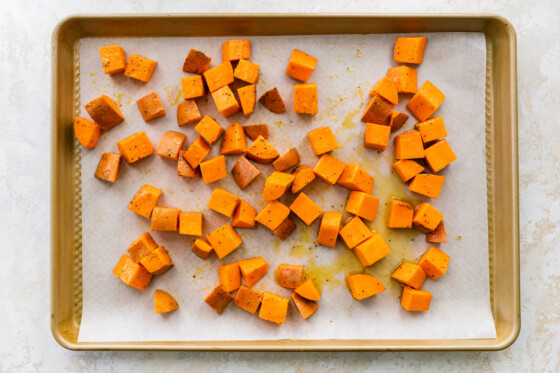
[1,0,558,371]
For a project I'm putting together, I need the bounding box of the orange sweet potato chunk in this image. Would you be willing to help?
[192,238,213,259]
[182,48,211,74]
[291,291,319,319]
[409,174,445,199]
[124,54,157,82]
[354,232,390,267]
[219,262,241,292]
[137,92,166,122]
[246,136,279,164]
[207,188,240,218]
[203,61,234,92]
[234,286,263,314]
[259,292,289,324]
[238,84,256,116]
[291,165,316,193]
[181,75,206,100]
[150,206,180,232]
[276,264,304,289]
[177,150,201,178]
[231,155,261,189]
[195,116,224,144]
[392,159,424,182]
[387,65,417,94]
[361,95,394,124]
[200,155,228,184]
[424,139,457,172]
[154,289,179,314]
[307,126,339,155]
[273,217,297,241]
[140,246,174,276]
[394,130,425,160]
[234,59,259,84]
[415,117,447,143]
[178,211,203,236]
[128,184,162,218]
[183,136,211,169]
[211,85,241,118]
[232,199,257,228]
[221,122,247,155]
[417,246,450,279]
[290,192,323,225]
[369,77,398,105]
[294,83,318,115]
[255,201,290,231]
[177,99,202,126]
[74,117,101,149]
[339,216,373,249]
[99,45,127,75]
[113,254,152,291]
[126,232,158,263]
[117,131,154,163]
[394,37,428,64]
[259,87,286,114]
[243,124,269,141]
[387,111,410,133]
[313,154,346,185]
[413,202,443,232]
[364,123,391,151]
[337,164,374,194]
[387,199,413,228]
[401,286,432,311]
[206,224,242,259]
[205,285,233,315]
[238,257,268,288]
[156,131,186,161]
[347,274,385,300]
[317,211,342,247]
[94,153,121,182]
[345,191,379,222]
[222,39,250,62]
[294,278,321,301]
[263,171,295,201]
[84,94,124,131]
[426,220,447,243]
[286,49,318,82]
[391,262,426,289]
[407,80,445,122]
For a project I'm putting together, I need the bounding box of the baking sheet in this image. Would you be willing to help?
[77,32,496,342]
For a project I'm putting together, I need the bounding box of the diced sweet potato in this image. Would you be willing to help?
[211,85,241,118]
[177,99,202,126]
[424,139,457,172]
[312,154,346,185]
[231,155,261,189]
[183,136,211,169]
[387,111,410,133]
[289,192,323,225]
[94,153,121,182]
[99,45,127,75]
[232,199,257,228]
[354,232,390,267]
[117,131,154,163]
[394,130,425,159]
[273,148,300,172]
[387,65,417,94]
[181,75,206,100]
[113,254,152,291]
[222,39,250,62]
[243,124,269,141]
[361,95,393,124]
[140,246,174,275]
[84,94,124,130]
[177,150,201,178]
[391,262,426,289]
[237,84,256,117]
[150,206,180,232]
[294,278,321,301]
[124,54,157,82]
[199,155,228,184]
[195,115,224,145]
[234,59,259,83]
[263,171,295,201]
[205,285,233,315]
[238,257,268,287]
[291,291,318,319]
[401,286,432,311]
[413,202,443,232]
[219,262,241,292]
[407,80,445,121]
[155,131,186,161]
[364,122,391,151]
[387,199,413,228]
[273,217,297,241]
[259,292,289,324]
[207,188,240,218]
[137,92,166,122]
[394,37,428,64]
[392,159,424,182]
[206,224,242,259]
[178,211,203,236]
[286,49,318,82]
[203,61,234,92]
[426,220,447,243]
[338,216,373,249]
[417,246,450,279]
[259,87,286,114]
[221,122,246,155]
[409,174,445,199]
[154,289,179,314]
[233,286,263,314]
[126,232,158,263]
[255,201,291,231]
[192,238,213,259]
[182,48,211,74]
[276,264,304,289]
[307,126,339,156]
[337,164,374,193]
[246,135,279,164]
[345,191,379,222]
[369,77,398,105]
[291,165,316,193]
[317,211,342,247]
[347,274,385,300]
[294,83,318,115]
[74,117,101,149]
[128,184,162,218]
[415,117,447,143]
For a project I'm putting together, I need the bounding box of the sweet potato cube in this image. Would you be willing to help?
[178,211,203,236]
[154,289,179,314]
[312,154,346,185]
[74,117,101,149]
[243,124,269,141]
[205,285,233,315]
[392,159,424,182]
[137,92,166,122]
[177,150,201,178]
[276,264,304,289]
[183,136,211,169]
[200,155,227,184]
[294,278,321,301]
[206,224,242,259]
[354,232,390,267]
[117,131,154,163]
[177,99,202,126]
[211,85,241,118]
[294,83,318,115]
[255,201,290,231]
[387,65,417,94]
[84,94,124,130]
[237,84,256,117]
[369,77,398,105]
[286,49,318,82]
[222,39,250,62]
[234,286,263,314]
[401,286,432,311]
[207,188,240,218]
[415,117,447,143]
[426,220,447,243]
[232,199,257,228]
[337,164,374,193]
[418,246,450,279]
[113,254,152,291]
[99,45,127,75]
[246,135,279,164]
[150,206,180,232]
[124,54,157,82]
[140,246,174,275]
[182,48,211,74]
[364,123,390,151]
[221,122,246,155]
[413,202,443,232]
[259,292,289,324]
[345,191,379,222]
[234,59,259,84]
[128,184,162,218]
[339,216,373,249]
[94,153,121,182]
[273,148,300,172]
[290,192,323,225]
[219,262,241,292]
[263,171,295,201]
[387,199,413,228]
[126,232,158,263]
[409,174,445,199]
[231,155,261,189]
[347,274,385,300]
[259,87,286,114]
[387,111,410,133]
[291,165,316,193]
[238,257,268,287]
[317,211,342,247]
[273,217,297,240]
[407,80,445,121]
[424,139,457,172]
[291,292,319,320]
[361,95,394,124]
[192,238,213,259]
[391,262,426,289]
[394,130,425,159]
[156,131,186,160]
[307,126,339,155]
[181,75,206,100]
[203,61,234,92]
[394,37,428,64]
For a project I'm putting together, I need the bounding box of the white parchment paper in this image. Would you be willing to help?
[77,32,496,342]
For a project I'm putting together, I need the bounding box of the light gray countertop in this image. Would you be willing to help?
[1,0,559,371]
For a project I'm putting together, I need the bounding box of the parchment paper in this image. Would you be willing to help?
[77,32,496,342]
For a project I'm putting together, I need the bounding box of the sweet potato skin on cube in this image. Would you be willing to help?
[205,285,234,315]
[84,94,124,131]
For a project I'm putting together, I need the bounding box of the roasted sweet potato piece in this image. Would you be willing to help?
[99,45,127,75]
[243,124,269,141]
[94,153,121,182]
[231,155,261,189]
[84,94,124,131]
[276,264,304,289]
[182,48,211,74]
[137,92,166,122]
[246,135,279,164]
[177,99,202,126]
[273,217,296,241]
[154,289,179,314]
[273,148,300,172]
[259,87,286,114]
[74,117,101,149]
[205,285,233,315]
